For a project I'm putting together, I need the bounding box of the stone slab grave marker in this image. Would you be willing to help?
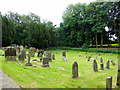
[18,49,26,61]
[110,59,115,65]
[25,55,32,66]
[29,47,36,57]
[72,61,79,78]
[93,59,98,72]
[106,60,110,69]
[116,64,120,87]
[41,57,49,67]
[5,47,16,61]
[44,51,52,62]
[106,76,112,90]
[62,50,66,57]
[100,63,104,70]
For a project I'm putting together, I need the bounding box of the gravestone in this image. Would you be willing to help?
[25,55,32,66]
[93,59,98,72]
[44,51,52,62]
[29,48,36,57]
[20,49,26,58]
[110,59,115,65]
[5,47,16,61]
[52,54,55,60]
[106,60,110,69]
[62,50,66,57]
[116,64,120,87]
[41,57,49,67]
[106,76,112,90]
[72,61,79,78]
[100,57,103,63]
[100,63,104,70]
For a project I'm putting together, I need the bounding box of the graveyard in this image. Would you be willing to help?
[0,47,119,88]
[1,1,120,89]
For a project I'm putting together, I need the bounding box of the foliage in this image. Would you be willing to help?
[2,12,58,48]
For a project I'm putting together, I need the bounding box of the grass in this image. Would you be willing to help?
[0,49,119,88]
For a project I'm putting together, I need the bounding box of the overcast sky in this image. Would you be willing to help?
[0,0,96,26]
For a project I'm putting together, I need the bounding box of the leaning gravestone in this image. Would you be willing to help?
[62,50,66,57]
[5,47,16,61]
[72,61,79,78]
[110,59,115,65]
[116,64,120,87]
[106,60,110,69]
[41,57,49,67]
[29,48,36,57]
[93,59,98,72]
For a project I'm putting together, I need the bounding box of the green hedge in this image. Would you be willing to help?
[52,46,120,54]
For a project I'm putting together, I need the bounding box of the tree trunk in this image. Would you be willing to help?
[95,33,98,48]
[101,33,103,46]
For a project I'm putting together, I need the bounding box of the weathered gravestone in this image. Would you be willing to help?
[116,64,120,87]
[93,59,98,72]
[25,55,32,66]
[72,61,79,78]
[100,63,104,70]
[44,51,52,62]
[29,48,36,57]
[41,57,49,67]
[18,49,26,61]
[5,47,16,61]
[62,50,66,57]
[106,60,110,69]
[106,76,112,90]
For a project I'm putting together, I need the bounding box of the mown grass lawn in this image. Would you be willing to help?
[0,49,119,88]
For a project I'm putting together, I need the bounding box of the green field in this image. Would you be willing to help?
[0,49,119,88]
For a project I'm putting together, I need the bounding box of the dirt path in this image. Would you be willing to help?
[0,69,20,89]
